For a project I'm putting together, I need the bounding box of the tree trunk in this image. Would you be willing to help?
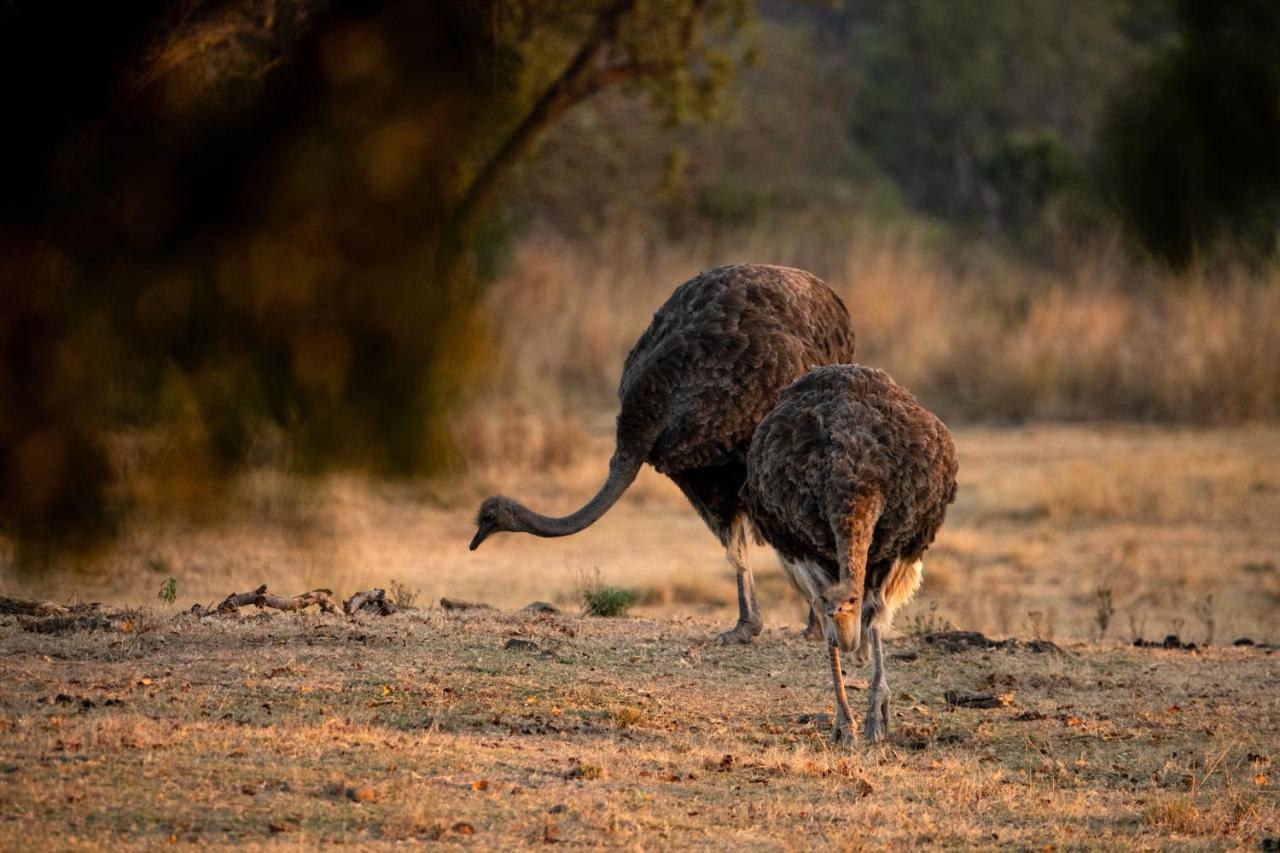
[438,0,639,297]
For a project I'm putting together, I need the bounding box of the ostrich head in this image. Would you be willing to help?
[821,579,862,652]
[469,496,524,550]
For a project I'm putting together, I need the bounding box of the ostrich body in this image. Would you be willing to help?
[742,364,957,743]
[470,264,856,643]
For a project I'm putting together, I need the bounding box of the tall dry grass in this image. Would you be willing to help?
[454,224,1280,471]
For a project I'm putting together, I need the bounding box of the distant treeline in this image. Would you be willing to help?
[515,0,1280,267]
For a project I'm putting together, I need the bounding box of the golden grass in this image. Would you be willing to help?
[462,227,1280,476]
[5,232,1278,847]
[8,423,1277,648]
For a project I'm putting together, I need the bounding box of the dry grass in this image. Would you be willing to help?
[0,606,1275,848]
[460,228,1280,478]
[6,424,1278,645]
[3,232,1279,847]
[0,423,1276,848]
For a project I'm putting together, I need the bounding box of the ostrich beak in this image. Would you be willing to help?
[825,595,862,653]
[469,524,494,551]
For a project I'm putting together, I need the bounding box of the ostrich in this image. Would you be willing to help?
[469,264,856,643]
[742,364,957,743]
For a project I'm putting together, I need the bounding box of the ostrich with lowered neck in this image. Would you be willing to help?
[469,264,856,643]
[742,364,957,743]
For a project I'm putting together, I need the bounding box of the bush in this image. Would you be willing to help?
[583,586,637,618]
[574,567,637,617]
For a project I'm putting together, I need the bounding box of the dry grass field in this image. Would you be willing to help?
[1,422,1278,848]
[3,237,1279,847]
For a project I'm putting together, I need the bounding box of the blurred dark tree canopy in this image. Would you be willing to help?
[1096,0,1280,266]
[2,0,1278,549]
[0,0,751,547]
[515,0,1279,262]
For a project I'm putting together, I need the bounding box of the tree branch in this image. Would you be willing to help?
[441,0,640,289]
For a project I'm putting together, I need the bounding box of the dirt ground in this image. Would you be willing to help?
[1,424,1278,848]
[0,607,1276,848]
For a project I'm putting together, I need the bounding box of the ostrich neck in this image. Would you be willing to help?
[514,455,640,537]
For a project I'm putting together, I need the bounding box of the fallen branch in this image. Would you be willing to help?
[217,584,269,613]
[13,601,140,635]
[944,690,1013,709]
[440,597,493,611]
[0,595,71,617]
[193,585,339,616]
[345,588,396,616]
[258,589,338,614]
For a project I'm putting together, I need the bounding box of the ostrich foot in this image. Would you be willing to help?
[717,619,763,645]
[863,686,890,743]
[833,705,854,745]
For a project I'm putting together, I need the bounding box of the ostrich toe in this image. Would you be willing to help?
[717,619,763,645]
[864,687,890,743]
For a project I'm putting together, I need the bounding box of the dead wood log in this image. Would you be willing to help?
[440,597,493,611]
[216,584,269,613]
[344,588,396,616]
[0,595,71,617]
[17,601,136,634]
[944,690,1011,709]
[200,585,338,616]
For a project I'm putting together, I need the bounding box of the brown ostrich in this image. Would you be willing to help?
[742,364,958,743]
[469,264,856,643]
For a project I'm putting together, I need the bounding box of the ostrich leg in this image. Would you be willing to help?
[803,607,823,640]
[718,516,763,644]
[864,626,890,743]
[828,643,856,744]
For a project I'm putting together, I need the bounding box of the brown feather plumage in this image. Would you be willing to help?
[741,363,958,743]
[470,264,856,642]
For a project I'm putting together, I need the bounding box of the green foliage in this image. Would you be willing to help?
[848,0,1151,238]
[158,577,177,607]
[583,586,637,618]
[576,567,637,617]
[516,1,1190,255]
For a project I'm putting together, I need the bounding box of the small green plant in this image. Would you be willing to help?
[157,576,177,607]
[574,566,636,617]
[584,585,636,617]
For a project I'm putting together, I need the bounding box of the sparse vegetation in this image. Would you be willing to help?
[157,576,177,607]
[1195,593,1216,646]
[388,579,419,610]
[0,606,1275,847]
[907,600,951,636]
[582,586,636,618]
[462,233,1280,454]
[1094,587,1114,639]
[574,567,637,618]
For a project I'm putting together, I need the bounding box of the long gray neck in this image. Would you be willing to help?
[514,454,641,537]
